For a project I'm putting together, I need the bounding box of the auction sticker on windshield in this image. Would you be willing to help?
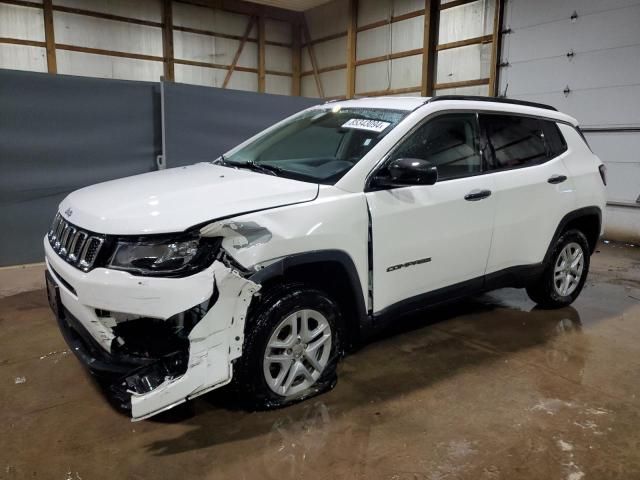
[342,118,391,133]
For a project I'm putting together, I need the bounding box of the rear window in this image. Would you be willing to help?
[541,121,567,157]
[481,114,547,170]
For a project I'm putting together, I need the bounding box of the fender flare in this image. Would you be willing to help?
[543,206,602,265]
[249,249,369,327]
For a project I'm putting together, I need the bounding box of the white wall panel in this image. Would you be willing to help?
[265,18,291,44]
[265,44,292,72]
[356,55,421,93]
[435,84,489,96]
[393,0,425,17]
[301,46,311,71]
[172,2,256,39]
[56,50,163,81]
[439,0,494,44]
[505,4,640,63]
[305,0,347,39]
[301,75,320,97]
[587,134,640,164]
[0,4,45,41]
[319,68,346,98]
[0,43,47,72]
[605,205,640,242]
[266,74,292,95]
[174,63,257,91]
[505,0,640,30]
[309,37,345,69]
[504,44,640,97]
[54,12,163,56]
[53,0,162,22]
[357,0,391,26]
[357,16,423,60]
[173,30,257,68]
[436,43,491,84]
[504,86,640,128]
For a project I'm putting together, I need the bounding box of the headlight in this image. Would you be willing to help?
[107,236,219,277]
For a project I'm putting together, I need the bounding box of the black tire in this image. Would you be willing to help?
[526,229,590,309]
[232,283,342,410]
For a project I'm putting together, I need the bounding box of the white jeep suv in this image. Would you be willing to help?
[44,95,606,420]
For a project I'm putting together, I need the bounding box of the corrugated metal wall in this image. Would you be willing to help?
[499,0,640,241]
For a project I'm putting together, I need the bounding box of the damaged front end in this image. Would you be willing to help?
[52,262,259,421]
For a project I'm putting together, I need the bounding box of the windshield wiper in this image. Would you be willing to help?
[225,159,282,176]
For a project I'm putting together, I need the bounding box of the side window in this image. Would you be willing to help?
[542,120,568,157]
[391,113,481,180]
[481,114,547,170]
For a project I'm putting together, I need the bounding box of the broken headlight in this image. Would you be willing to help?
[107,235,220,277]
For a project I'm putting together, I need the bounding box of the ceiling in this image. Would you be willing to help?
[248,0,333,11]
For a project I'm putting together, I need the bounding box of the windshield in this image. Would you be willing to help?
[223,107,408,184]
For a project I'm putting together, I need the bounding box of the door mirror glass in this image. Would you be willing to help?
[372,158,438,189]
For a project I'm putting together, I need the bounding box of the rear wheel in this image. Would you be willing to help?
[233,284,342,409]
[526,229,590,308]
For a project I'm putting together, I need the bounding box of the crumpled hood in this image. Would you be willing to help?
[59,163,319,235]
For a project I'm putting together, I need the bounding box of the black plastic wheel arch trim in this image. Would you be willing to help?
[543,206,602,261]
[249,249,370,329]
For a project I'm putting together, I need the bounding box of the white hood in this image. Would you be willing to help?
[59,163,319,235]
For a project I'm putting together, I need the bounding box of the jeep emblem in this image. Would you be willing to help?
[64,207,73,217]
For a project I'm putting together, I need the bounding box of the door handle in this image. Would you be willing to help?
[464,189,492,201]
[547,174,567,184]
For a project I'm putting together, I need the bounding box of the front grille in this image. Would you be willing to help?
[48,213,105,272]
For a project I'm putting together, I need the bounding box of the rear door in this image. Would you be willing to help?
[479,114,575,274]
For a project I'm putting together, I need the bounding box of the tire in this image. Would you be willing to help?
[232,283,342,410]
[526,229,590,309]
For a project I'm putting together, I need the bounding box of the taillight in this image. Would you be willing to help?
[598,164,607,185]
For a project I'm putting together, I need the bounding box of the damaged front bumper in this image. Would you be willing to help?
[44,238,259,420]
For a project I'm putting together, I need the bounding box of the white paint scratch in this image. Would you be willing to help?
[14,376,26,384]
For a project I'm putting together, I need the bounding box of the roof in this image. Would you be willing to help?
[315,95,577,125]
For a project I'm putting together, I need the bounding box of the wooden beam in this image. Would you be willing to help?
[161,0,174,81]
[433,77,489,90]
[257,14,266,92]
[440,0,478,10]
[42,0,56,73]
[291,19,301,96]
[437,34,492,51]
[176,0,299,23]
[346,0,357,99]
[302,17,324,98]
[357,9,424,33]
[172,25,289,47]
[488,0,505,96]
[52,5,163,28]
[301,63,346,77]
[56,44,164,62]
[357,85,421,97]
[356,48,423,67]
[301,30,347,48]
[421,0,438,96]
[0,37,45,47]
[223,16,254,88]
[0,0,42,8]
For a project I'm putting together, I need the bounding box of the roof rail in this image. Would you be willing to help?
[427,95,558,112]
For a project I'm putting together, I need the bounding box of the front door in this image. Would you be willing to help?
[366,112,496,314]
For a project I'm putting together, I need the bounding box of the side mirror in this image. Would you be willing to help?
[371,158,438,189]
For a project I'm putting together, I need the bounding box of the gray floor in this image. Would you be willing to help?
[1,242,639,479]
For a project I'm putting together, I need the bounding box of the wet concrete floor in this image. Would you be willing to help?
[1,242,640,479]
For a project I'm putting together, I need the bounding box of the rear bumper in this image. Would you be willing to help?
[44,237,260,420]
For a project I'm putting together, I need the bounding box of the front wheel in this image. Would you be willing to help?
[232,285,342,409]
[526,229,590,308]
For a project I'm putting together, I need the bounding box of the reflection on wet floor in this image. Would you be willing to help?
[1,242,640,479]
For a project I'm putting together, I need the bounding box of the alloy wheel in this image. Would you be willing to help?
[263,309,332,397]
